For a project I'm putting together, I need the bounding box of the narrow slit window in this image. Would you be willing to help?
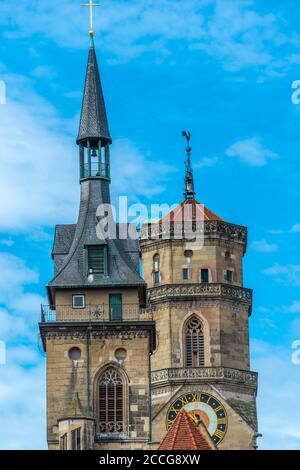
[183,268,189,280]
[71,428,81,450]
[200,269,209,283]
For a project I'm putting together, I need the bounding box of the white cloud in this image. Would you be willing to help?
[263,264,300,286]
[0,0,297,74]
[226,137,278,166]
[282,301,300,314]
[0,360,46,450]
[0,75,78,232]
[31,65,56,80]
[0,72,172,232]
[111,139,177,200]
[0,252,47,449]
[194,156,219,169]
[0,239,14,247]
[290,223,300,233]
[251,340,300,450]
[251,239,278,253]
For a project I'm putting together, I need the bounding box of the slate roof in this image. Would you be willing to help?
[77,37,112,145]
[52,224,76,256]
[158,410,216,450]
[49,179,144,294]
[227,399,258,431]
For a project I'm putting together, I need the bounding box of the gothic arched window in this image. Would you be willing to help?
[185,317,205,367]
[98,368,124,434]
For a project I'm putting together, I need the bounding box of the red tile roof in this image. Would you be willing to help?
[158,410,217,451]
[160,198,222,223]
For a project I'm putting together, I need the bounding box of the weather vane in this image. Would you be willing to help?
[80,0,103,36]
[182,130,192,155]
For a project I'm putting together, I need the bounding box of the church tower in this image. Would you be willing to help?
[39,33,155,450]
[140,135,258,450]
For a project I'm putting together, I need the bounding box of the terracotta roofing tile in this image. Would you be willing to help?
[158,410,216,451]
[160,198,222,223]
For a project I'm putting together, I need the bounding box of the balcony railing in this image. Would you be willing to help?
[151,367,258,387]
[40,304,154,323]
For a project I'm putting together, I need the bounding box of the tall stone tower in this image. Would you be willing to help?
[39,35,155,450]
[140,136,258,450]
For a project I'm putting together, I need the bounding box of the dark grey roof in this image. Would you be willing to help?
[227,399,258,431]
[49,179,144,290]
[77,38,112,145]
[52,224,76,256]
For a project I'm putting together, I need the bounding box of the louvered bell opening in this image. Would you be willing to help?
[99,381,123,433]
[88,246,105,274]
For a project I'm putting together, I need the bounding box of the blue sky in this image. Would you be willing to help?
[0,0,300,450]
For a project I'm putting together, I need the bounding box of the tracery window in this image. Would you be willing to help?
[98,368,124,434]
[185,317,205,367]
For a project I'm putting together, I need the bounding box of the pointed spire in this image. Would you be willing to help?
[182,130,196,199]
[77,38,112,145]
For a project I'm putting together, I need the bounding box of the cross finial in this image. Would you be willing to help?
[80,1,103,36]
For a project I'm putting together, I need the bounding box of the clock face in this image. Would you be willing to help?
[166,392,228,445]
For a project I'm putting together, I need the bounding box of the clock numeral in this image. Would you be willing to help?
[180,397,189,406]
[217,418,227,425]
[214,429,224,439]
[214,405,223,412]
[169,406,179,415]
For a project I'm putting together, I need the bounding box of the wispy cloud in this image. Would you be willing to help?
[252,340,300,450]
[263,264,300,287]
[0,72,172,232]
[0,0,298,74]
[251,239,278,253]
[111,139,177,200]
[0,252,46,449]
[269,223,300,235]
[226,137,278,166]
[194,156,219,169]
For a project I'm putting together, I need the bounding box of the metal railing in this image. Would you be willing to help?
[40,304,153,323]
[80,162,109,179]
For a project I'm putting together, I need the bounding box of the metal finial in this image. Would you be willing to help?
[182,130,195,200]
[80,1,103,37]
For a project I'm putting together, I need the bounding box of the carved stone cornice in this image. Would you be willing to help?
[148,283,252,306]
[151,367,258,390]
[140,220,247,251]
[39,321,156,352]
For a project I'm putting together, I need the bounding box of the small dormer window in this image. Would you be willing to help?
[87,246,106,274]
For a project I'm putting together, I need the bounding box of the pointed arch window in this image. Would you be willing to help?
[185,317,205,367]
[98,368,124,434]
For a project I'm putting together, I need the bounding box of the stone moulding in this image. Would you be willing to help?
[140,220,247,243]
[148,283,252,304]
[151,367,258,389]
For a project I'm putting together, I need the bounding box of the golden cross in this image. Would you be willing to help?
[80,1,103,36]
